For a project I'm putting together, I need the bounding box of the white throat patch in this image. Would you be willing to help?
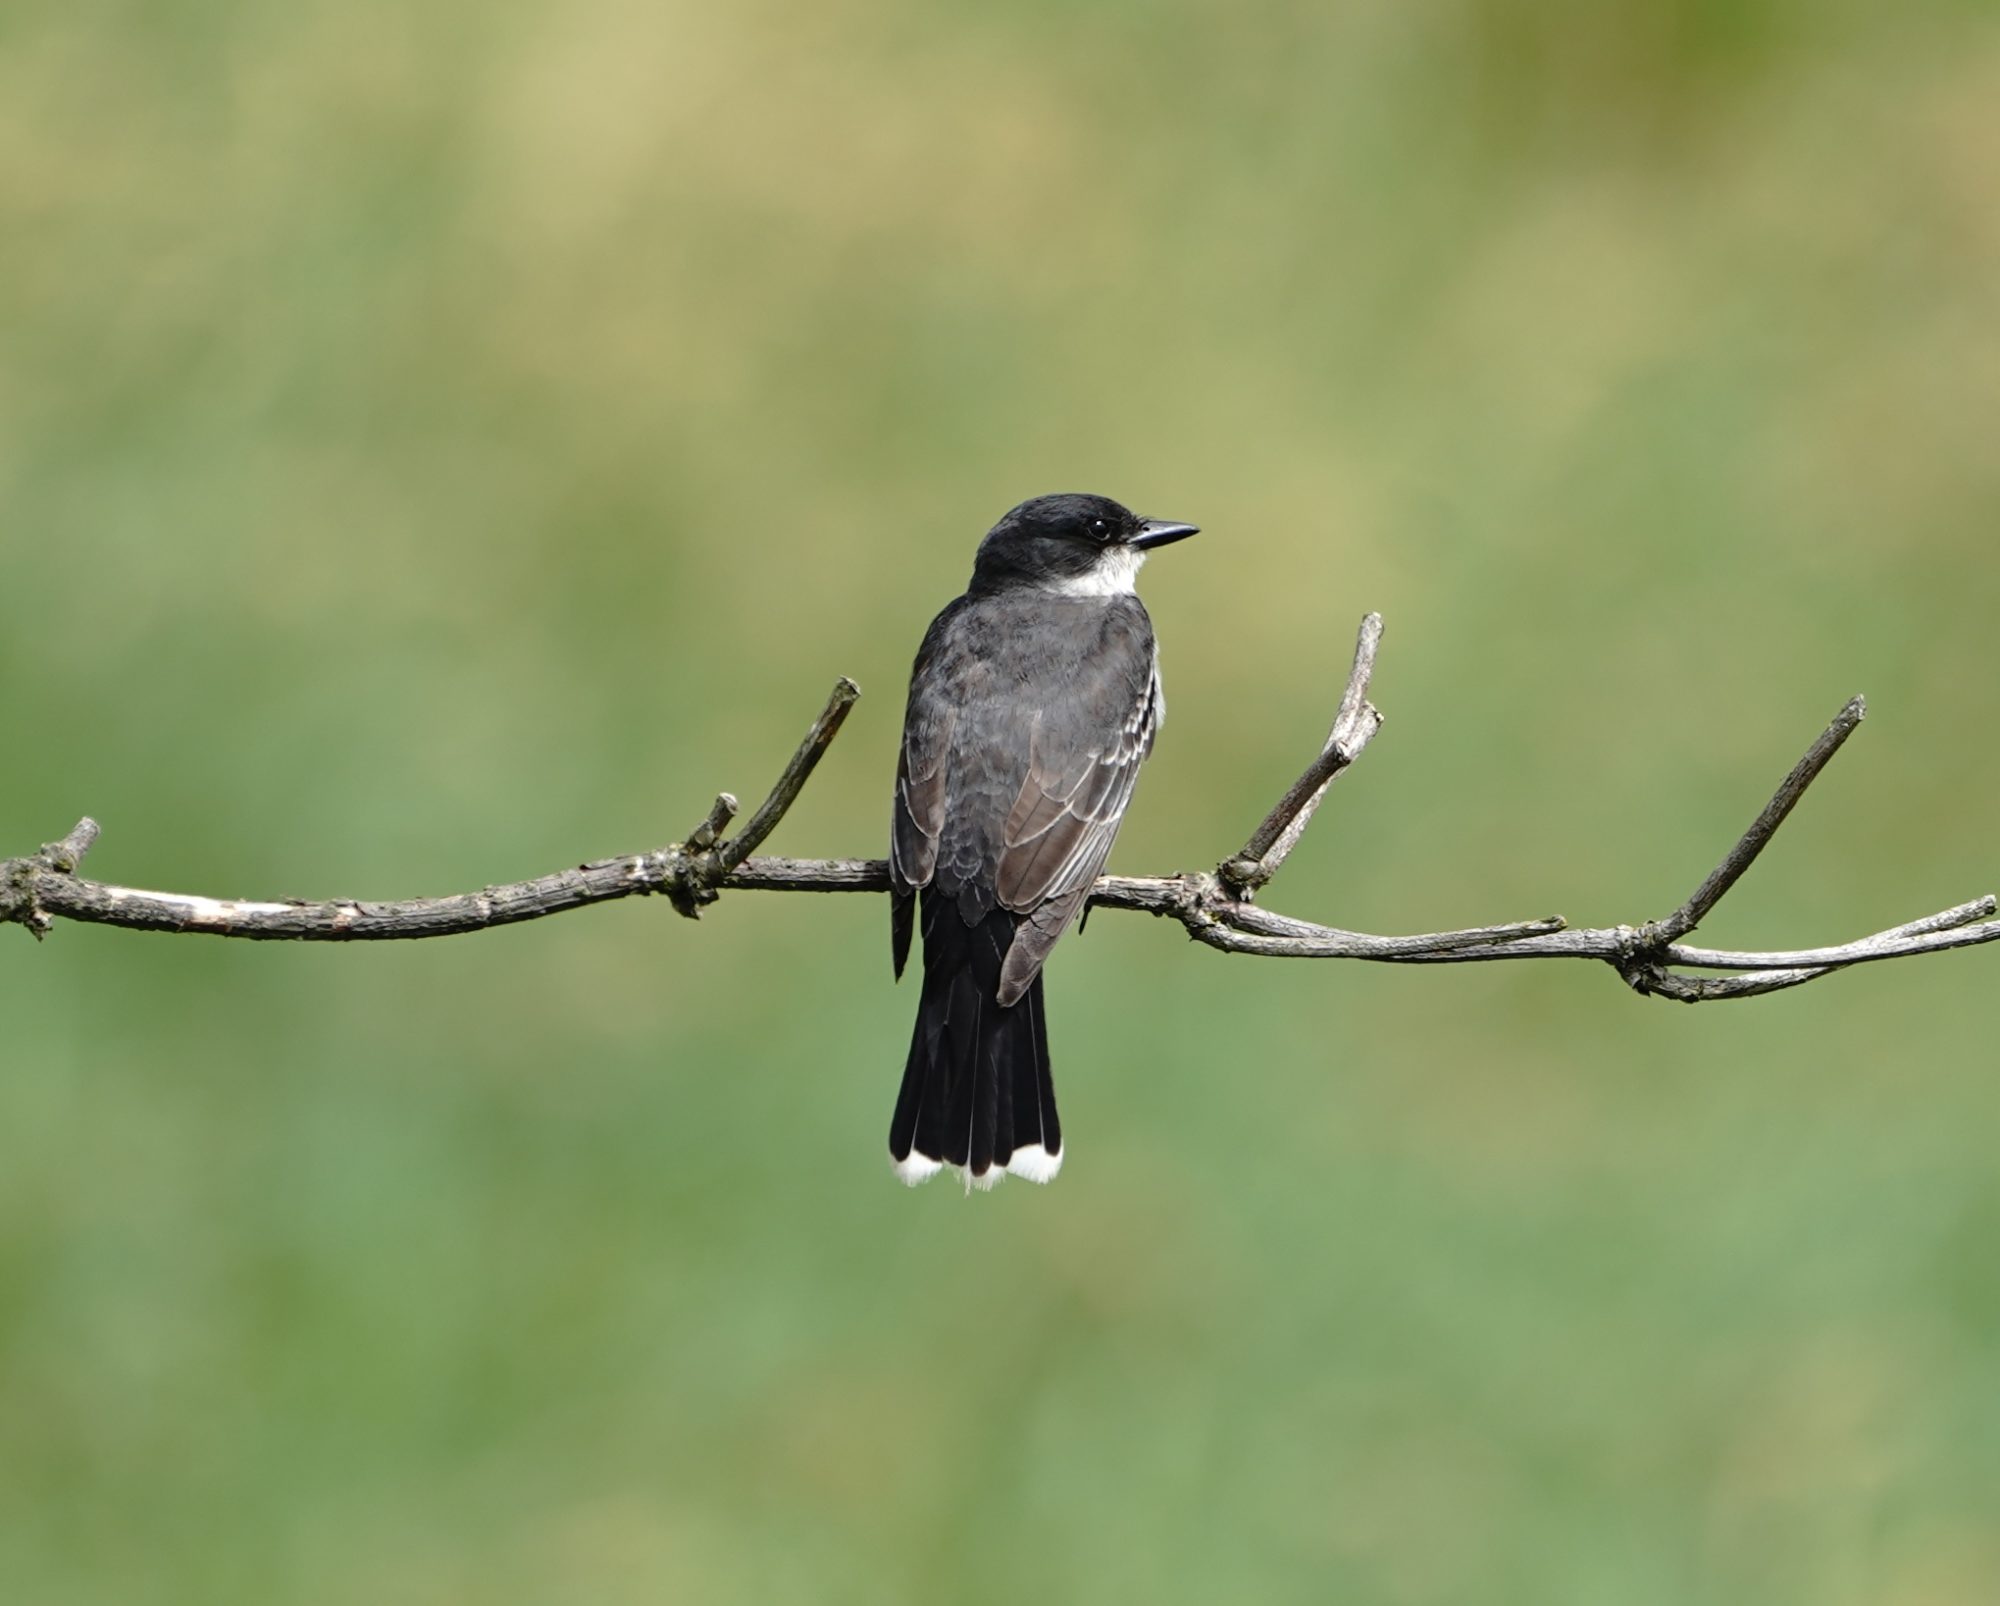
[1044,545,1146,597]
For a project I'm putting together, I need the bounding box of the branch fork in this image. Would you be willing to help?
[0,818,103,940]
[5,625,1994,1004]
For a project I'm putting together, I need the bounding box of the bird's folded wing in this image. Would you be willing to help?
[993,662,1160,1000]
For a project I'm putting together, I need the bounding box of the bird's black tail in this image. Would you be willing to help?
[889,901,1062,1189]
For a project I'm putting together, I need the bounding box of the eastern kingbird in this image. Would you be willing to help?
[889,493,1197,1189]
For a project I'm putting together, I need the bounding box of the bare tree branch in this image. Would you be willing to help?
[5,617,1994,1004]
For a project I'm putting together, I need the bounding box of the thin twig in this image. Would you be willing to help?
[717,678,859,870]
[1668,918,2000,971]
[1622,897,1998,1002]
[1219,899,1567,955]
[686,794,739,852]
[1653,695,1866,941]
[49,817,102,871]
[1221,612,1384,895]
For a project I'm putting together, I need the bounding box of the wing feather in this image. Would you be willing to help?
[891,630,957,978]
[891,707,952,893]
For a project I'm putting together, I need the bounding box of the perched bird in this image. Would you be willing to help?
[889,493,1198,1189]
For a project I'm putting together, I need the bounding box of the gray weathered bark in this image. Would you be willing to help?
[5,618,1994,1003]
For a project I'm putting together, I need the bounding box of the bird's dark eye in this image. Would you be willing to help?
[1090,519,1110,541]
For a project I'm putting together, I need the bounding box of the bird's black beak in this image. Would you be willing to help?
[1131,518,1199,550]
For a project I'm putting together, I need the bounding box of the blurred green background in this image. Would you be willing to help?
[4,0,1998,1600]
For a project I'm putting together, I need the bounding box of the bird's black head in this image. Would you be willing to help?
[969,493,1198,597]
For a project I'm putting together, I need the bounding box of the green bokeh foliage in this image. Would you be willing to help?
[4,0,1998,1600]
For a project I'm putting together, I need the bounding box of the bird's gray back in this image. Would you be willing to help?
[894,589,1157,926]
